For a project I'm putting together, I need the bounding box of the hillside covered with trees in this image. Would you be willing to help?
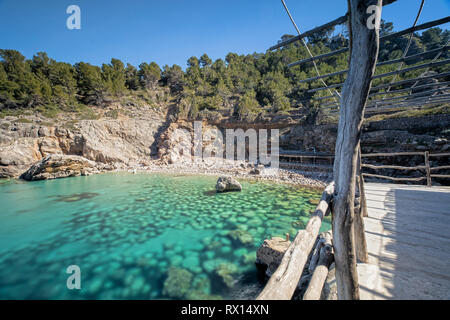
[0,21,449,123]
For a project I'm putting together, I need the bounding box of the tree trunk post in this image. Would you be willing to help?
[332,0,382,300]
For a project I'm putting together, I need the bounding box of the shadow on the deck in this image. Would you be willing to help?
[379,187,450,299]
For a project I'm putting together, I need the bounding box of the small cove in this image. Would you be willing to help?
[0,172,329,299]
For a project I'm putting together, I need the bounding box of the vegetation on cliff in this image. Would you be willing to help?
[0,21,448,122]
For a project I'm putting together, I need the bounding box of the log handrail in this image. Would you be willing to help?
[280,152,449,186]
[360,151,450,186]
[256,182,335,300]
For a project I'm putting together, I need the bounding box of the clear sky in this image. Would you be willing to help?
[0,0,449,68]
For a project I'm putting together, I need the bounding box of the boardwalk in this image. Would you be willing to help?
[358,183,450,300]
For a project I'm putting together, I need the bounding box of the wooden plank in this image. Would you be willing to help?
[324,93,450,110]
[377,46,449,66]
[257,183,334,300]
[303,231,334,300]
[362,164,427,170]
[294,47,450,81]
[430,174,450,178]
[429,153,450,157]
[308,70,450,94]
[279,154,335,159]
[301,58,450,85]
[369,81,450,98]
[362,152,426,157]
[372,59,450,80]
[362,173,427,182]
[282,16,450,64]
[430,165,450,171]
[269,16,348,51]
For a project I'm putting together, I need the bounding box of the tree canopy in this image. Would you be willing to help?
[0,20,448,121]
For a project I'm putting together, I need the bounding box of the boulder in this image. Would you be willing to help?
[215,176,242,193]
[256,237,291,276]
[20,154,96,181]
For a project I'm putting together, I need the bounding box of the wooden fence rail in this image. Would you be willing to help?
[280,152,450,186]
[361,151,450,186]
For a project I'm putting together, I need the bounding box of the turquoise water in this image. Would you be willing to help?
[0,173,328,300]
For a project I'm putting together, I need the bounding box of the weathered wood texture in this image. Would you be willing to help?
[332,0,382,300]
[257,183,334,300]
[303,231,334,300]
[361,152,450,185]
[355,147,369,263]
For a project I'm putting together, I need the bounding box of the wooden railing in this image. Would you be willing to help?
[257,183,335,300]
[361,152,450,186]
[280,151,450,186]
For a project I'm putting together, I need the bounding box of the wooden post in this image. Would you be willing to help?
[332,0,382,300]
[425,151,431,186]
[354,146,369,263]
[360,169,369,217]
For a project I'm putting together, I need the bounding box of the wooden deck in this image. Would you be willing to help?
[358,183,450,300]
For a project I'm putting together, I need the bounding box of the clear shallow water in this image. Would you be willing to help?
[0,173,328,300]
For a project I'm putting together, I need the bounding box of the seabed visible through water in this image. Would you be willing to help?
[0,172,329,299]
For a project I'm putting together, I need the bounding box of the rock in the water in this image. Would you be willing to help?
[228,229,253,246]
[162,267,193,298]
[20,154,96,181]
[215,263,238,288]
[215,176,242,193]
[256,237,291,276]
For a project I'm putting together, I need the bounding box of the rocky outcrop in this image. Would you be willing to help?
[256,237,291,276]
[20,154,97,181]
[0,116,163,178]
[215,176,242,192]
[157,121,193,165]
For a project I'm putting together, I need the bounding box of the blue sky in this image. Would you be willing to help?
[0,0,449,68]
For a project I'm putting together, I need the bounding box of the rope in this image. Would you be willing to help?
[384,0,425,95]
[280,0,341,103]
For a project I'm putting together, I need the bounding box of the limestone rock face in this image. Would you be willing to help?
[215,176,242,193]
[0,116,163,178]
[157,121,193,165]
[20,154,96,181]
[256,237,291,276]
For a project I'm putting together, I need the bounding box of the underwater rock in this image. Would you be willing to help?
[256,237,291,276]
[162,267,193,298]
[215,176,242,193]
[192,275,211,295]
[215,263,238,288]
[182,254,201,273]
[227,229,253,246]
[242,251,257,265]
